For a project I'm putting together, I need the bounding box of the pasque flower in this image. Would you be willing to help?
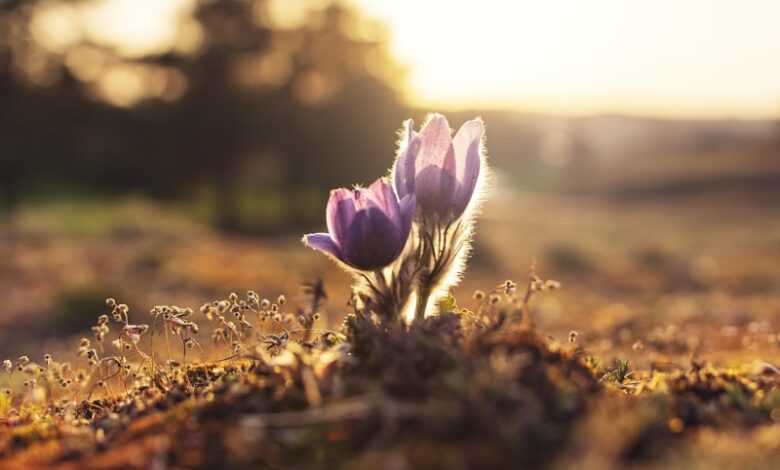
[302,113,489,323]
[394,114,484,221]
[303,178,415,271]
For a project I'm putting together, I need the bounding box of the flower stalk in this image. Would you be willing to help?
[304,113,488,324]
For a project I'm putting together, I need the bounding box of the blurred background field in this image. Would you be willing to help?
[1,0,780,367]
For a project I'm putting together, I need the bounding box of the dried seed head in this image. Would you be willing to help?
[43,354,53,365]
[568,331,578,343]
[503,280,517,295]
[18,356,29,366]
[229,292,239,304]
[260,298,271,310]
[3,360,12,373]
[473,290,486,301]
[271,304,279,313]
[80,338,90,348]
[277,295,286,306]
[488,294,501,305]
[106,298,116,308]
[312,312,321,321]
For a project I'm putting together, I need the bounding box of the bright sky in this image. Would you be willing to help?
[40,0,780,118]
[358,0,780,118]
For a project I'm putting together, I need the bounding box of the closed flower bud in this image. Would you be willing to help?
[393,114,484,222]
[303,178,415,271]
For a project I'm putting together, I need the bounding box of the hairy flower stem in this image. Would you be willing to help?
[357,265,414,323]
[414,278,430,322]
[413,219,467,322]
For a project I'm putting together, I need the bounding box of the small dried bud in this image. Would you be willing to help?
[473,290,486,301]
[503,280,517,295]
[277,295,286,306]
[488,294,501,305]
[312,312,321,321]
[260,299,271,310]
[3,360,12,373]
[18,356,29,366]
[80,338,90,348]
[43,354,53,365]
[568,331,578,343]
[106,298,116,308]
[229,292,239,303]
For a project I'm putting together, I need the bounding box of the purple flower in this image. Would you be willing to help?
[394,114,484,220]
[303,178,415,271]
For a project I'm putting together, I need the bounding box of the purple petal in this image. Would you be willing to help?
[364,178,402,228]
[302,233,342,260]
[416,114,454,171]
[414,114,458,215]
[341,207,402,270]
[415,165,458,217]
[326,188,356,247]
[451,119,483,215]
[398,194,416,241]
[393,119,420,199]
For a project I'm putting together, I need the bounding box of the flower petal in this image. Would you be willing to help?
[364,178,402,228]
[326,188,356,247]
[393,119,420,199]
[413,114,458,216]
[398,193,416,241]
[415,164,457,217]
[417,113,454,171]
[302,233,342,260]
[342,208,401,270]
[452,118,483,215]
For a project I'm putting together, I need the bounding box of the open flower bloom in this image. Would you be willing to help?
[303,178,415,271]
[394,114,484,221]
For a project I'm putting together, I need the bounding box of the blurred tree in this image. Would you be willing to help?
[0,0,406,231]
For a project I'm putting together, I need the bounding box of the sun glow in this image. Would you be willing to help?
[358,0,780,118]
